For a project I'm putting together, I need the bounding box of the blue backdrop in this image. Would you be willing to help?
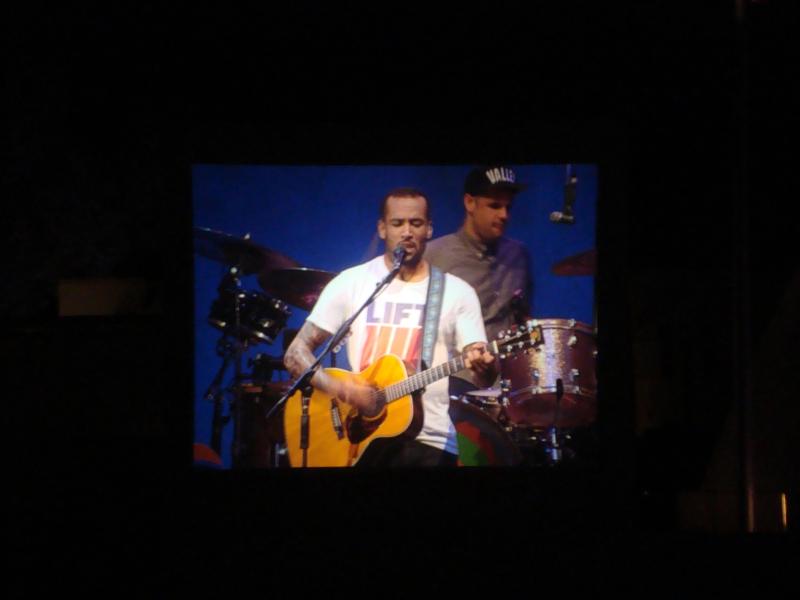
[193,164,597,467]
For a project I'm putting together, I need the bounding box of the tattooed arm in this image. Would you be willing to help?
[284,321,382,415]
[284,321,332,381]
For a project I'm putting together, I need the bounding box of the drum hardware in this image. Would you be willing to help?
[195,227,300,468]
[195,227,342,468]
[248,353,288,383]
[546,378,565,463]
[491,317,597,465]
[231,380,292,468]
[500,318,597,429]
[208,288,291,344]
[202,337,237,456]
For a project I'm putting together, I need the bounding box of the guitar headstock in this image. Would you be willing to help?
[491,319,545,359]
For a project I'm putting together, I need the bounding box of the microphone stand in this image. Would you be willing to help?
[264,255,404,466]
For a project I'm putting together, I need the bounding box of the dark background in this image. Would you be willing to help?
[7,1,798,592]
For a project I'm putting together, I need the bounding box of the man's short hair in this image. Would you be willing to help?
[380,188,430,219]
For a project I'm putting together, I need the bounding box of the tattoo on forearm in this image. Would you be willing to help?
[283,322,332,379]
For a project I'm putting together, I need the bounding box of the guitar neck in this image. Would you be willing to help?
[382,340,500,404]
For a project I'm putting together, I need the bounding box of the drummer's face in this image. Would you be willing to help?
[378,195,432,265]
[465,191,514,242]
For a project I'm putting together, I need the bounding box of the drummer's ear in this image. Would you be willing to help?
[426,220,433,239]
[377,219,386,240]
[464,194,476,215]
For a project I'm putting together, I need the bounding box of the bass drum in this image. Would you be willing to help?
[500,318,597,429]
[233,381,291,468]
[449,397,521,466]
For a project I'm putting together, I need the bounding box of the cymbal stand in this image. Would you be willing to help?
[202,266,250,468]
[225,267,251,468]
[203,337,234,456]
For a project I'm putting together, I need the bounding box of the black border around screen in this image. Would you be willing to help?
[165,120,635,532]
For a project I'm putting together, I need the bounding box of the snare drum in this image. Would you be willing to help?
[500,318,597,428]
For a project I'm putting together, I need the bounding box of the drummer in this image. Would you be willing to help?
[425,165,533,397]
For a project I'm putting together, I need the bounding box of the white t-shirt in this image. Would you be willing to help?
[307,255,487,454]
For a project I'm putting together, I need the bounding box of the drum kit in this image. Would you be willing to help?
[451,317,598,467]
[193,227,336,468]
[193,226,598,469]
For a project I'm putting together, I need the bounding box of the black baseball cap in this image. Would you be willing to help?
[463,165,527,196]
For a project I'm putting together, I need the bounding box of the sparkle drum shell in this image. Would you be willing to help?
[500,318,597,428]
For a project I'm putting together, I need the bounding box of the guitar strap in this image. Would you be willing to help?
[420,265,445,372]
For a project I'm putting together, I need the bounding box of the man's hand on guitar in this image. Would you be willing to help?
[464,342,498,388]
[336,378,385,418]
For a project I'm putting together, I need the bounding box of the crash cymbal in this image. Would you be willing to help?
[258,267,337,311]
[551,248,596,276]
[194,227,299,275]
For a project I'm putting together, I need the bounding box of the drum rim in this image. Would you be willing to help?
[508,384,597,399]
[527,317,595,333]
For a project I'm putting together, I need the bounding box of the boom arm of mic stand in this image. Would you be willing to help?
[264,263,402,422]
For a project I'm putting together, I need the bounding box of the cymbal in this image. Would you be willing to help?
[258,267,336,311]
[194,227,299,275]
[551,248,596,276]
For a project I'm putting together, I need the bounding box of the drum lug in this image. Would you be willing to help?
[568,335,578,348]
[532,368,540,382]
[568,318,576,328]
[570,368,580,383]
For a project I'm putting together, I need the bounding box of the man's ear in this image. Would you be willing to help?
[426,220,433,240]
[464,194,476,215]
[377,218,386,240]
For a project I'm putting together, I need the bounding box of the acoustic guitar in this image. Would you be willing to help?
[283,320,543,467]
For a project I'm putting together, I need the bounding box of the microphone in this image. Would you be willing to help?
[392,244,407,270]
[549,211,576,224]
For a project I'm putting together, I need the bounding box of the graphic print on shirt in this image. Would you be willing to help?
[360,301,424,371]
